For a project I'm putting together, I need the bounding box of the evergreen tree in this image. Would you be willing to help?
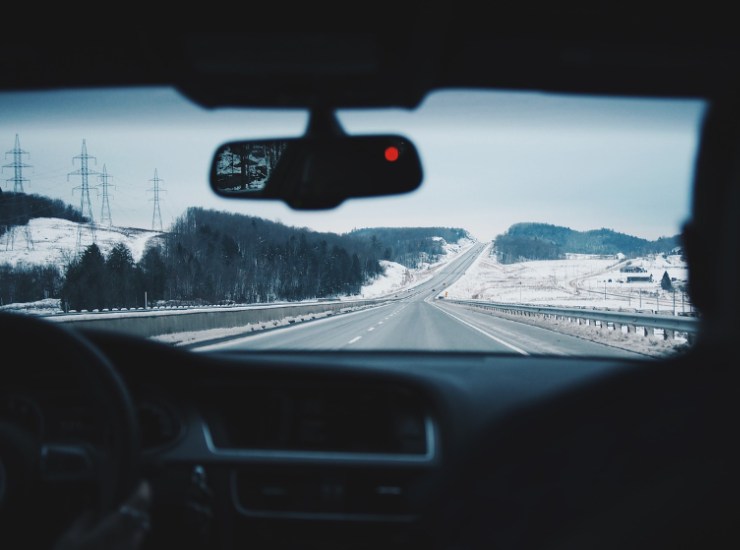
[106,242,140,309]
[61,244,106,311]
[140,246,168,304]
[661,270,674,291]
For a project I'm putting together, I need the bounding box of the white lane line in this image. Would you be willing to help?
[377,321,384,325]
[367,327,375,332]
[432,304,529,355]
[348,336,362,344]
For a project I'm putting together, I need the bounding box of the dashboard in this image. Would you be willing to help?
[2,320,643,549]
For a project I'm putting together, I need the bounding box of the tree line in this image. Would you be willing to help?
[0,192,87,237]
[493,222,682,264]
[1,201,470,311]
[347,226,471,268]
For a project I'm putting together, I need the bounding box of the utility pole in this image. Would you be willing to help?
[68,139,99,253]
[3,134,31,193]
[98,164,114,227]
[148,168,165,231]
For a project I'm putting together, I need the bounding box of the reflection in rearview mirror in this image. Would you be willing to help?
[213,141,288,194]
[210,135,423,210]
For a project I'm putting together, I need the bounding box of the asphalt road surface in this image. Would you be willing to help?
[199,244,643,358]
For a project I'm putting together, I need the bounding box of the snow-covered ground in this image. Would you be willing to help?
[443,242,691,315]
[436,242,692,357]
[0,217,162,268]
[353,237,478,299]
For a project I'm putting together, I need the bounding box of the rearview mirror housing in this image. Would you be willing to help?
[210,135,423,209]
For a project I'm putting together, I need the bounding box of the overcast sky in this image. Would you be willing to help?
[1,87,706,242]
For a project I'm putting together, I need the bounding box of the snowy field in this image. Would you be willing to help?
[443,242,691,315]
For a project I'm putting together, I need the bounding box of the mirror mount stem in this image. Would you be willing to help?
[305,107,347,138]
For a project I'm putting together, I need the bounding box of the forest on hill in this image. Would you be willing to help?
[347,226,471,268]
[493,222,681,263]
[1,196,470,309]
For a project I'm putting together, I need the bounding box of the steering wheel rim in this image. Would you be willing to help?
[0,311,140,543]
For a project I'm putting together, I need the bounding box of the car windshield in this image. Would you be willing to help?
[0,86,706,358]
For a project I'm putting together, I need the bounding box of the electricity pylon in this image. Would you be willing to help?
[148,169,166,231]
[3,134,31,193]
[98,164,114,227]
[2,134,33,250]
[68,139,99,254]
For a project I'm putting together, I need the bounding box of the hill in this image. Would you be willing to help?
[0,191,87,236]
[493,222,681,263]
[0,203,473,308]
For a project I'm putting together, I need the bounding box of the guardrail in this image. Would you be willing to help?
[47,297,397,339]
[439,298,701,344]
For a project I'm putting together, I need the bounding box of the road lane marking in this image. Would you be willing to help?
[191,303,392,351]
[367,327,375,332]
[348,336,362,344]
[432,304,529,355]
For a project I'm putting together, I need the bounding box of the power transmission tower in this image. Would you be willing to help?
[68,139,99,254]
[148,168,166,231]
[1,134,34,250]
[3,134,31,193]
[98,164,114,227]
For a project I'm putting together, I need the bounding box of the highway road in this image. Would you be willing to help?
[196,243,645,358]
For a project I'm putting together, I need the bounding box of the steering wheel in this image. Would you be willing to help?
[0,312,140,547]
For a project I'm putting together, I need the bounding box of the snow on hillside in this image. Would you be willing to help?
[0,218,163,269]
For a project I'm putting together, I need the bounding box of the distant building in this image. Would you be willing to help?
[620,265,647,273]
[626,274,653,283]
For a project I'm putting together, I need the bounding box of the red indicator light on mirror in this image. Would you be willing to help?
[384,146,400,162]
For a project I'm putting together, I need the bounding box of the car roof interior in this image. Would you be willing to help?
[2,13,740,108]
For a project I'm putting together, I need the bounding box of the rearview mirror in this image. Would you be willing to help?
[210,135,423,209]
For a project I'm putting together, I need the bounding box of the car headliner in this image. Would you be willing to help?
[2,16,740,109]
